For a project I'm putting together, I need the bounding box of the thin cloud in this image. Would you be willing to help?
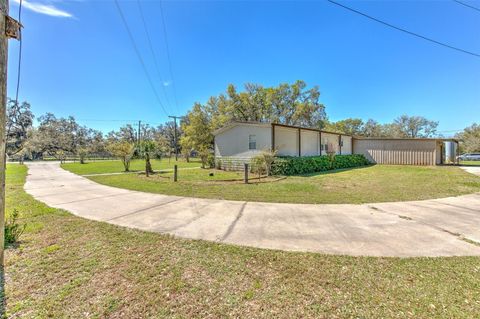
[163,81,171,87]
[14,0,74,18]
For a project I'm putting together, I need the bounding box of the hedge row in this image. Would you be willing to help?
[271,154,370,175]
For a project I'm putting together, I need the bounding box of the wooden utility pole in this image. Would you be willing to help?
[137,120,141,144]
[0,0,7,267]
[168,115,183,161]
[1,0,21,266]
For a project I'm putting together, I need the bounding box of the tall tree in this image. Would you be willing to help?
[325,118,364,135]
[224,81,327,128]
[156,121,182,157]
[106,124,137,143]
[6,98,34,155]
[456,123,480,153]
[180,103,213,168]
[362,119,384,137]
[28,113,103,158]
[393,115,438,138]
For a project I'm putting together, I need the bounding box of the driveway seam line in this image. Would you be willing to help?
[54,192,134,205]
[106,198,185,222]
[368,205,480,247]
[219,202,248,241]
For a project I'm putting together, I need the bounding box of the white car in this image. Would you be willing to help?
[458,153,480,161]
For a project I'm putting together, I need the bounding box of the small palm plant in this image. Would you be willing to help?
[5,209,26,246]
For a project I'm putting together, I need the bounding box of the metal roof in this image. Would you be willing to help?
[213,121,353,137]
[353,137,459,142]
[212,121,457,142]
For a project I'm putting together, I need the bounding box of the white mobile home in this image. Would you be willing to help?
[213,122,352,169]
[213,121,458,169]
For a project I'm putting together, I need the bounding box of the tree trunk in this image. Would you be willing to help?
[145,153,153,177]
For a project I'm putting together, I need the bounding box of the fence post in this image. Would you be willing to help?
[244,163,249,184]
[174,165,178,182]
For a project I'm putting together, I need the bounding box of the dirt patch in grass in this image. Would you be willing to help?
[5,164,480,318]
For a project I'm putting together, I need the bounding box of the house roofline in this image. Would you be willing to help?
[353,137,459,142]
[212,121,271,136]
[271,123,353,137]
[212,121,458,143]
[213,121,354,137]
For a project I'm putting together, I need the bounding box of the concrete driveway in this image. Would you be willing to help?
[24,162,480,257]
[460,165,480,176]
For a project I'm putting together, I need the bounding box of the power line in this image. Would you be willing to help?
[136,0,172,108]
[14,0,23,105]
[159,0,180,109]
[453,0,480,12]
[327,0,480,58]
[113,0,170,117]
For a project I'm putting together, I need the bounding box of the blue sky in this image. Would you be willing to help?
[7,0,480,135]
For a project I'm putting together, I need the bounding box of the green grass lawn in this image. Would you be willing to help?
[460,160,480,166]
[5,164,480,318]
[66,164,480,204]
[61,158,201,175]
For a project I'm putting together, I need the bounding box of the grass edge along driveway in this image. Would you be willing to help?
[61,162,480,204]
[4,163,480,318]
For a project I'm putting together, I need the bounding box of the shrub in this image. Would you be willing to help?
[5,209,26,246]
[206,154,215,168]
[251,150,277,177]
[271,154,370,175]
[106,141,135,172]
[251,154,266,178]
[216,159,223,170]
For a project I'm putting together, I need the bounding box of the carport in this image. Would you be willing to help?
[353,137,459,166]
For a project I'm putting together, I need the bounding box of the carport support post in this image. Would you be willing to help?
[173,165,178,182]
[298,128,301,157]
[456,141,460,165]
[244,163,248,184]
[339,135,342,155]
[271,124,276,152]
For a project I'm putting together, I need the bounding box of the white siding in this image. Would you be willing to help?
[214,124,271,158]
[275,126,298,156]
[301,130,320,156]
[341,135,352,155]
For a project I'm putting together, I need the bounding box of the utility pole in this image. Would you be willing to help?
[168,115,183,161]
[1,0,22,266]
[137,120,141,144]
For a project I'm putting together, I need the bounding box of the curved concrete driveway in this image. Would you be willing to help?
[24,162,480,257]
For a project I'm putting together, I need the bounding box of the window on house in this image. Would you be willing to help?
[249,135,256,150]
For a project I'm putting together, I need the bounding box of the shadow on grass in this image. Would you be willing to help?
[459,163,480,167]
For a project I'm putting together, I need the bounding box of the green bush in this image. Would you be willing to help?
[5,209,26,246]
[251,154,266,177]
[206,154,215,169]
[271,154,370,175]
